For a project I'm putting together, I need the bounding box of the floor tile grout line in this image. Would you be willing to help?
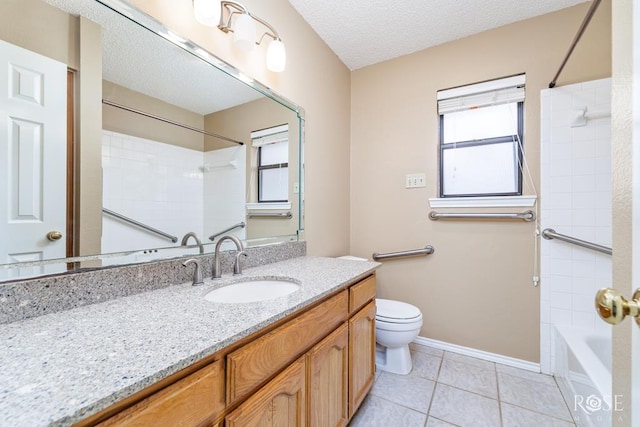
[422,354,445,421]
[499,401,578,425]
[411,344,578,426]
[368,391,433,417]
[552,375,580,425]
[496,371,577,424]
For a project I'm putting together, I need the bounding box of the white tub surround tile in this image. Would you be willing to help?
[539,78,612,374]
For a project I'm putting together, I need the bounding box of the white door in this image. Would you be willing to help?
[0,40,67,278]
[605,1,640,425]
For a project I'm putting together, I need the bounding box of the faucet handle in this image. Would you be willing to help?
[233,251,247,276]
[182,258,204,286]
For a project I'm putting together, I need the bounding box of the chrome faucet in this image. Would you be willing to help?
[182,258,204,286]
[213,235,245,279]
[181,232,204,254]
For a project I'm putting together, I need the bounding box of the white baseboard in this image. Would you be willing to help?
[413,336,541,373]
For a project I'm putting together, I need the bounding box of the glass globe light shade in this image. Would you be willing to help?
[193,0,220,27]
[266,39,286,72]
[233,13,256,51]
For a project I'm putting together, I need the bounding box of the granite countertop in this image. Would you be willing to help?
[0,256,379,427]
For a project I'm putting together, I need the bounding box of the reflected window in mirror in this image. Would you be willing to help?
[253,125,289,203]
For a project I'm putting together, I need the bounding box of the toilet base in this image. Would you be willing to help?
[375,343,413,375]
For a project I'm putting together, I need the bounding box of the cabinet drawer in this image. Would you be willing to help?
[225,357,306,427]
[98,359,225,427]
[349,275,376,314]
[227,291,348,405]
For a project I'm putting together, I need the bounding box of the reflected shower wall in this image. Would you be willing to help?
[101,130,205,256]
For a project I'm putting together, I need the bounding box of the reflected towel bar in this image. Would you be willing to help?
[542,228,612,255]
[428,210,536,222]
[102,208,178,243]
[209,222,246,241]
[372,245,435,261]
[247,212,292,219]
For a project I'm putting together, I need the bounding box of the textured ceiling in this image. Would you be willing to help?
[42,0,261,115]
[287,0,590,70]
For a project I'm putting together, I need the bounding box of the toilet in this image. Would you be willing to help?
[336,256,423,375]
[375,298,423,375]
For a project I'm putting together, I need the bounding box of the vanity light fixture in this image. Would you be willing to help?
[192,0,286,72]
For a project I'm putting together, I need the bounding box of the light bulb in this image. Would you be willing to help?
[233,13,256,51]
[193,0,220,27]
[266,39,286,72]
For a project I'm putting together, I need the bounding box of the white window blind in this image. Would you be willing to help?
[251,124,288,147]
[437,74,525,114]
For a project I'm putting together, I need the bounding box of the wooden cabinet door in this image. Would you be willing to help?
[307,323,348,427]
[227,291,348,406]
[348,300,376,418]
[98,359,225,427]
[226,357,306,427]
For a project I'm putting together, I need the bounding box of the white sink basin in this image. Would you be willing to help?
[204,278,300,303]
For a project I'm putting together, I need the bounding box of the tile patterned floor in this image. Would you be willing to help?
[348,343,576,427]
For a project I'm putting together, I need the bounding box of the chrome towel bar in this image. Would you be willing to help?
[372,245,435,261]
[428,210,536,222]
[247,211,292,219]
[102,208,178,243]
[542,228,612,255]
[209,222,246,241]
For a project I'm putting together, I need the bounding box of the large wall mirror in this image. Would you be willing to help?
[0,0,304,282]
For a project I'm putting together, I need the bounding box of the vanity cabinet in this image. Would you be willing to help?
[226,291,349,406]
[87,274,376,427]
[96,358,225,427]
[347,275,377,418]
[226,357,307,427]
[308,323,349,427]
[348,301,376,418]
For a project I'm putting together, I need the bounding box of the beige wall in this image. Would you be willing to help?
[205,98,301,240]
[76,17,103,258]
[126,0,352,256]
[0,0,78,69]
[103,81,205,151]
[350,2,611,362]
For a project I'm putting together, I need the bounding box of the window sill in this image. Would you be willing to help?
[246,202,291,210]
[428,195,537,208]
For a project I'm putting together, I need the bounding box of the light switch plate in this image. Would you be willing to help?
[405,173,426,188]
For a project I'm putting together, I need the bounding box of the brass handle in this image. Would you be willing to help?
[595,288,640,326]
[46,230,63,241]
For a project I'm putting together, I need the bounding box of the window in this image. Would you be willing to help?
[437,75,525,198]
[252,125,289,203]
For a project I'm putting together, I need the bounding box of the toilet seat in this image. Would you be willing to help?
[376,298,422,324]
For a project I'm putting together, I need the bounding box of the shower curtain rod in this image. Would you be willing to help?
[548,0,602,88]
[102,99,245,146]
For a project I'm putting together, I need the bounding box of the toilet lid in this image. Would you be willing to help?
[376,298,422,322]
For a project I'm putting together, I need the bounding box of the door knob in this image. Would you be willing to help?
[595,288,640,326]
[46,230,63,241]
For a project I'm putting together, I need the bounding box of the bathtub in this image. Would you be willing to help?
[554,325,612,427]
